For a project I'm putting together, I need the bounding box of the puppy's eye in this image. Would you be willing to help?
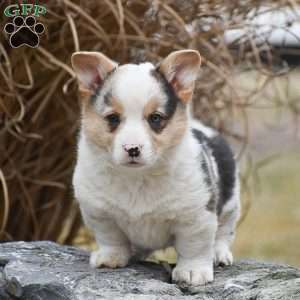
[105,113,121,131]
[148,113,167,132]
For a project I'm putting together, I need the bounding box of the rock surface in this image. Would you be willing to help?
[0,241,299,300]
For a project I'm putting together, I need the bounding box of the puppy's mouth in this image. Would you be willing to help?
[123,160,145,168]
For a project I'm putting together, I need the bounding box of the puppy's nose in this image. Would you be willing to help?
[123,144,142,158]
[127,147,140,158]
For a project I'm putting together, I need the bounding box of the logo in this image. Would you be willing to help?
[3,3,47,48]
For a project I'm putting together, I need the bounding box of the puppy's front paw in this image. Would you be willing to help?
[90,245,130,269]
[214,243,233,266]
[172,264,213,286]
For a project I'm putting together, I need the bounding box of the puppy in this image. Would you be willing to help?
[71,50,240,286]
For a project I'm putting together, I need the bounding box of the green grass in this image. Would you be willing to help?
[234,152,300,267]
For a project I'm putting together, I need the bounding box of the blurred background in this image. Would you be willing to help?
[0,1,299,267]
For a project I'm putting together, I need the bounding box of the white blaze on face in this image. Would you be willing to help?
[109,63,167,166]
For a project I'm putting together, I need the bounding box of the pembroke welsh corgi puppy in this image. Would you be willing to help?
[71,50,240,286]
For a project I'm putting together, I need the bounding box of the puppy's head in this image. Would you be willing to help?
[71,50,201,168]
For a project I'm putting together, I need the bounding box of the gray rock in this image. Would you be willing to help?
[0,241,299,300]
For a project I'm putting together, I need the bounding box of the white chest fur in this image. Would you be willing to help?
[73,131,211,250]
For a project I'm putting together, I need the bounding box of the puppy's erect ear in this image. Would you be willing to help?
[71,51,118,91]
[159,50,201,103]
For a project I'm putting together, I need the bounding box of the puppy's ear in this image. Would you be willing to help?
[71,51,118,92]
[159,50,201,103]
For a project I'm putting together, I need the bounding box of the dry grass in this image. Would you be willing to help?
[0,0,299,242]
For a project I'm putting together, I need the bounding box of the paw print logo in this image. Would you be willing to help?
[4,16,45,48]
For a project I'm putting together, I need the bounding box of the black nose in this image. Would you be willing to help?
[127,147,140,158]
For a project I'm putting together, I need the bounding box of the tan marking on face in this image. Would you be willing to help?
[148,106,188,154]
[81,100,121,150]
[143,98,160,117]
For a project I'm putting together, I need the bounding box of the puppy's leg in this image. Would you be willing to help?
[172,212,217,286]
[82,210,131,269]
[214,184,240,266]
